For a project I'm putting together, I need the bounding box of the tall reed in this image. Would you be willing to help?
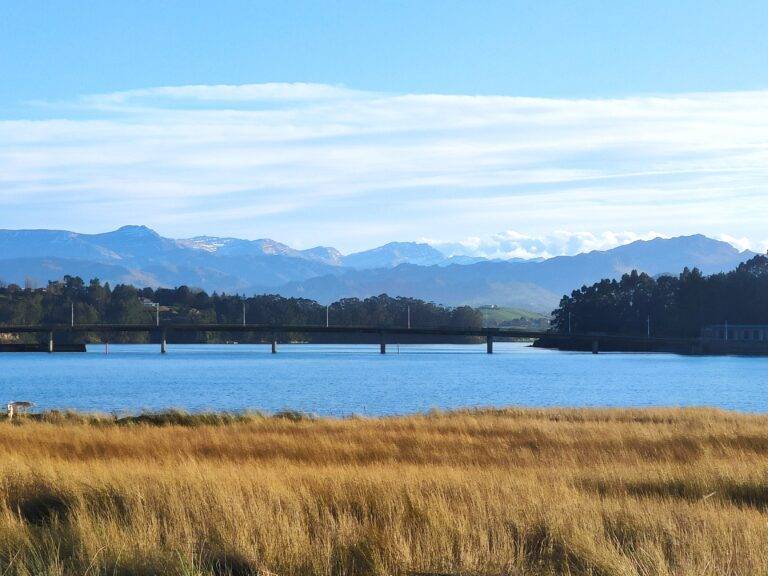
[0,407,766,575]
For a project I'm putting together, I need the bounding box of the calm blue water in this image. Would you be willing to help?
[0,343,765,415]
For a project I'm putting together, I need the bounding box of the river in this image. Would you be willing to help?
[0,342,765,414]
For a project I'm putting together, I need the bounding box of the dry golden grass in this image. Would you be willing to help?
[0,407,767,575]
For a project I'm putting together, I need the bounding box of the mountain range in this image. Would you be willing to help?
[0,226,757,312]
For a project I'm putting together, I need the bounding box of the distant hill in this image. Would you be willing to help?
[0,226,341,292]
[177,235,343,265]
[0,257,148,289]
[478,306,551,323]
[0,227,756,313]
[342,242,446,269]
[277,262,563,311]
[278,235,756,311]
[478,306,551,329]
[0,228,464,291]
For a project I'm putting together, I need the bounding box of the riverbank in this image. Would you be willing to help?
[0,407,767,575]
[533,334,768,355]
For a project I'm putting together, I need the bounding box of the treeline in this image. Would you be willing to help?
[552,254,768,337]
[0,276,482,343]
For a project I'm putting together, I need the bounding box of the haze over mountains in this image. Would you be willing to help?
[0,226,757,312]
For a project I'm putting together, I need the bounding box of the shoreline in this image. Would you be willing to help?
[4,404,765,425]
[533,334,768,356]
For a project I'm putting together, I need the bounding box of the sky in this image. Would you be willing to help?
[1,1,767,257]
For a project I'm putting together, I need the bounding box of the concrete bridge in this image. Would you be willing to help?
[0,323,722,355]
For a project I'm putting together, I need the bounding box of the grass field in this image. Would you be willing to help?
[0,407,767,575]
[478,306,550,328]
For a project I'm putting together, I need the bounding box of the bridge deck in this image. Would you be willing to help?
[0,323,544,338]
[1,323,760,355]
[0,323,708,344]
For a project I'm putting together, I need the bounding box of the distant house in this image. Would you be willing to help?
[702,325,768,342]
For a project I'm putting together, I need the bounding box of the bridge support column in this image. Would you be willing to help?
[48,331,54,353]
[592,339,599,354]
[271,338,277,354]
[690,342,703,355]
[161,330,167,354]
[486,335,493,354]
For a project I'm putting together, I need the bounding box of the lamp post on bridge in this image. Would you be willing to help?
[647,314,651,338]
[151,303,163,353]
[141,299,163,352]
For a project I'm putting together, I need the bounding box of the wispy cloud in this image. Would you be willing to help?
[78,82,370,107]
[1,83,767,251]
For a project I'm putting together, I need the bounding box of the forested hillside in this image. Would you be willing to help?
[552,254,768,337]
[0,276,481,343]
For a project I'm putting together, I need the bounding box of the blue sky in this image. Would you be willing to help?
[1,1,767,255]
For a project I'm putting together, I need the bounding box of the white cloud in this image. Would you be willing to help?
[427,230,669,260]
[2,83,767,250]
[717,234,752,252]
[717,234,768,254]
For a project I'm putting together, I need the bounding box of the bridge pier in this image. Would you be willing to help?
[690,342,703,355]
[0,325,556,354]
[592,339,599,354]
